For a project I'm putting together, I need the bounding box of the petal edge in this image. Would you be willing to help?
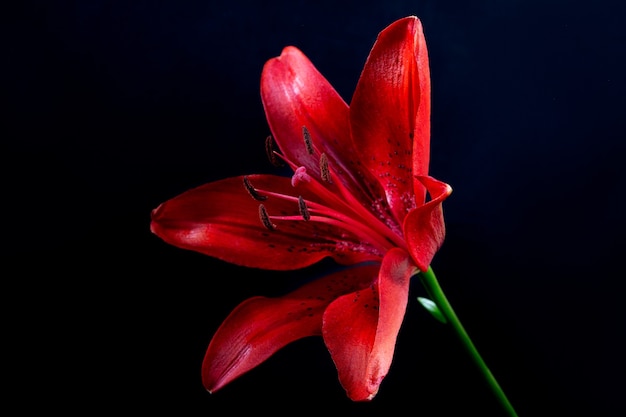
[350,16,431,223]
[202,265,378,392]
[322,248,415,401]
[403,176,452,271]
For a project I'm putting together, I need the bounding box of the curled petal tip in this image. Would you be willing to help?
[269,45,305,64]
[149,204,163,234]
[280,45,300,56]
[404,177,452,272]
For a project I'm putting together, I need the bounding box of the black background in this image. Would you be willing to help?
[7,1,626,415]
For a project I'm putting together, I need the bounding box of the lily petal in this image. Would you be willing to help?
[261,46,383,211]
[202,265,379,393]
[350,16,431,222]
[322,248,415,401]
[150,175,380,270]
[403,176,453,272]
[261,46,351,180]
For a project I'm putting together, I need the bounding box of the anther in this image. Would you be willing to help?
[265,135,284,167]
[243,176,267,201]
[302,126,314,155]
[298,196,311,221]
[258,204,276,230]
[320,153,332,183]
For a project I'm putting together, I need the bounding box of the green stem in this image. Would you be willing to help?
[419,266,519,417]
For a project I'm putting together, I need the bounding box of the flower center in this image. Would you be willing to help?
[245,129,408,257]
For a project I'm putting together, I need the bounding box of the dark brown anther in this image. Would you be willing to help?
[298,196,311,221]
[243,176,267,201]
[258,204,276,230]
[302,126,314,155]
[265,135,284,167]
[320,153,332,183]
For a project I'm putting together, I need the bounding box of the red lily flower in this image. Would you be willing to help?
[150,16,452,401]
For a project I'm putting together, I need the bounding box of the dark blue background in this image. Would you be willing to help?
[8,1,626,415]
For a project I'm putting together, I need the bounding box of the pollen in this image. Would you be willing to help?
[302,126,314,155]
[320,153,332,183]
[298,196,311,221]
[243,176,267,201]
[258,204,276,230]
[265,135,284,167]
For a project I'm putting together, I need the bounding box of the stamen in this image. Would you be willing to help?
[258,204,276,230]
[265,135,283,167]
[298,196,311,221]
[302,126,314,155]
[250,186,397,254]
[243,176,267,201]
[320,153,332,183]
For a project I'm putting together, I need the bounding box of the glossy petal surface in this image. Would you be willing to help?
[261,48,350,185]
[261,46,389,218]
[202,265,378,392]
[322,248,415,400]
[403,176,452,271]
[150,175,380,270]
[350,16,431,222]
